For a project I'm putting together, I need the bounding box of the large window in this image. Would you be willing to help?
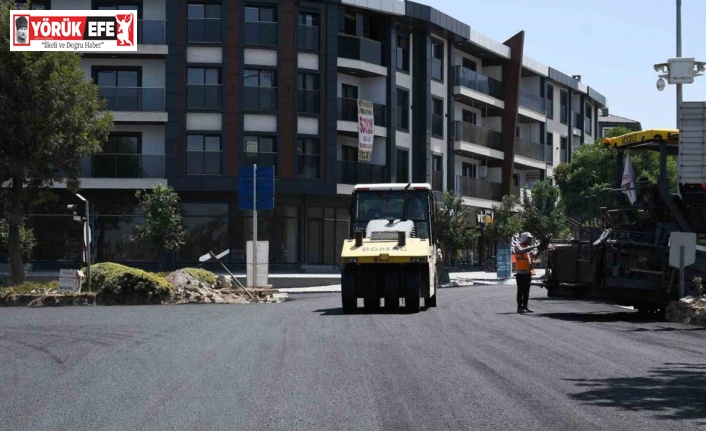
[187,67,221,110]
[244,69,277,111]
[93,67,142,111]
[431,97,444,138]
[186,134,221,175]
[90,133,141,178]
[14,1,49,9]
[243,135,277,171]
[396,149,408,183]
[560,90,568,125]
[298,12,319,50]
[396,88,409,131]
[432,154,443,191]
[585,102,593,135]
[187,3,222,43]
[431,39,444,81]
[296,137,320,179]
[546,84,554,119]
[297,73,320,114]
[244,5,277,46]
[396,32,410,72]
[178,203,228,263]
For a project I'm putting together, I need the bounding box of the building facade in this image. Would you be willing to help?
[598,110,642,138]
[12,0,608,270]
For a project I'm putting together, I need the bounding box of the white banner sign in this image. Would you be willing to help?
[10,10,137,52]
[357,100,374,162]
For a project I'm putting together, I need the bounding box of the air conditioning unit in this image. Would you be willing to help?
[479,165,488,178]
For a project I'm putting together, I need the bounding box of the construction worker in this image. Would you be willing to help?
[513,232,538,313]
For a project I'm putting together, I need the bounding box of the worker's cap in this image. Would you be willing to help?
[519,232,533,243]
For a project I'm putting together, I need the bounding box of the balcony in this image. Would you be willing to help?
[453,66,504,100]
[81,154,165,178]
[98,87,165,111]
[519,91,545,115]
[338,34,383,66]
[338,160,386,184]
[187,18,222,43]
[431,114,444,138]
[137,20,166,44]
[243,87,278,111]
[243,21,278,46]
[298,25,319,51]
[453,121,503,151]
[515,137,549,162]
[337,97,386,127]
[187,85,222,110]
[297,89,320,115]
[455,176,502,201]
[432,171,443,192]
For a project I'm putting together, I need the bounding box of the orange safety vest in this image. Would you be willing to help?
[515,251,531,271]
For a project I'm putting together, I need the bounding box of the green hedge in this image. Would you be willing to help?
[88,262,173,305]
[183,268,217,286]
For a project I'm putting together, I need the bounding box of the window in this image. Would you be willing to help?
[187,134,221,175]
[546,84,554,119]
[297,73,320,114]
[396,32,410,72]
[546,132,553,148]
[91,133,141,178]
[342,84,358,99]
[462,57,476,72]
[342,12,356,36]
[462,163,477,178]
[560,90,568,124]
[585,102,593,134]
[15,1,49,9]
[244,5,277,46]
[462,109,476,125]
[296,137,320,178]
[187,67,221,109]
[396,149,408,183]
[431,39,444,81]
[244,69,277,111]
[93,67,141,111]
[602,127,614,138]
[243,135,278,170]
[432,154,443,191]
[95,2,139,13]
[298,12,320,50]
[342,145,358,162]
[187,3,222,43]
[431,98,444,138]
[396,88,409,131]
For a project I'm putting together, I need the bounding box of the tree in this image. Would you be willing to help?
[553,127,677,225]
[484,195,523,244]
[434,191,478,263]
[131,185,186,267]
[521,180,568,239]
[0,2,113,284]
[0,218,36,262]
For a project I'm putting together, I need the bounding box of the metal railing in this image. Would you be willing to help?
[337,34,383,66]
[337,97,386,126]
[431,114,444,137]
[519,91,545,114]
[455,176,502,201]
[296,154,320,178]
[431,171,443,191]
[297,89,320,114]
[243,86,278,111]
[453,66,504,100]
[138,20,166,44]
[515,137,549,162]
[338,160,387,184]
[243,21,278,46]
[81,154,165,178]
[186,84,222,110]
[453,121,503,151]
[187,18,222,43]
[98,87,165,111]
[298,25,319,50]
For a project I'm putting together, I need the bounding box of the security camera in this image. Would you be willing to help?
[656,77,666,91]
[695,62,706,72]
[654,63,668,73]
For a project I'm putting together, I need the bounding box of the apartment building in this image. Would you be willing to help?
[15,0,608,269]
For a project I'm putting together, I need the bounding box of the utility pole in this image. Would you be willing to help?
[676,0,682,131]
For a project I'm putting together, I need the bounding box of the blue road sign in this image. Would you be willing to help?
[238,165,275,210]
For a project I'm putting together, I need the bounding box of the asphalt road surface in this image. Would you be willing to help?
[1,284,705,431]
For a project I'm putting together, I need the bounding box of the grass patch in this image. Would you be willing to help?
[183,268,217,286]
[0,281,59,297]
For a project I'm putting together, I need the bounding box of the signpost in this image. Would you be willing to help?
[496,244,512,279]
[238,164,275,288]
[669,232,697,298]
[198,248,255,300]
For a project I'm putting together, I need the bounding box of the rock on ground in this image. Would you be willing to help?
[165,269,285,304]
[665,296,706,326]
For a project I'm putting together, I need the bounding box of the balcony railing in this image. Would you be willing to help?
[296,154,320,179]
[138,20,166,44]
[187,18,222,43]
[243,21,278,46]
[298,25,319,50]
[98,87,165,111]
[243,87,278,111]
[453,66,504,100]
[80,154,165,178]
[187,84,222,110]
[338,160,386,184]
[515,137,549,162]
[453,121,503,151]
[432,171,443,192]
[519,91,545,114]
[431,114,444,137]
[242,152,278,173]
[337,97,386,127]
[337,34,383,66]
[297,89,320,114]
[455,176,502,201]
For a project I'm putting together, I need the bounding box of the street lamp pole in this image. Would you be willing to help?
[676,0,682,130]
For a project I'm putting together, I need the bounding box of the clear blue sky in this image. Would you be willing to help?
[415,0,706,130]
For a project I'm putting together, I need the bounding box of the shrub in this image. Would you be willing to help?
[89,262,173,305]
[184,268,217,286]
[0,280,59,297]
